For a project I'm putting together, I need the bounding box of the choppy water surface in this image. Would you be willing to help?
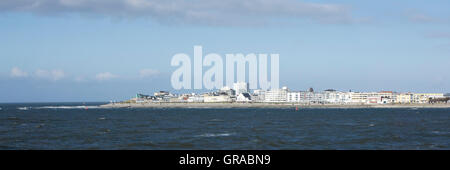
[0,103,449,150]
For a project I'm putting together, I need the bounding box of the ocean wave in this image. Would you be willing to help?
[337,122,359,126]
[196,133,234,138]
[7,117,19,120]
[17,107,31,110]
[431,131,450,135]
[208,119,224,122]
[34,106,102,109]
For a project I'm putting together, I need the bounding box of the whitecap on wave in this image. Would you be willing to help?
[431,131,450,135]
[34,106,101,109]
[196,133,234,138]
[17,107,31,110]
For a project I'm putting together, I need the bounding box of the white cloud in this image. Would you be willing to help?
[404,10,449,24]
[409,13,437,23]
[139,68,159,78]
[95,72,117,81]
[73,76,86,82]
[425,32,450,39]
[0,0,353,25]
[10,67,67,81]
[10,67,28,78]
[34,69,66,81]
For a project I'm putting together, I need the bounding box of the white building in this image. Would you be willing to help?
[349,91,396,104]
[204,95,233,103]
[219,86,235,96]
[350,92,368,103]
[287,91,301,103]
[323,91,352,104]
[377,91,395,104]
[287,91,327,104]
[233,82,249,95]
[252,90,266,102]
[396,93,413,103]
[413,93,445,103]
[236,93,252,102]
[187,96,204,103]
[265,87,288,103]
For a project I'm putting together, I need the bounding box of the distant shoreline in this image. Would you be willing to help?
[99,102,450,109]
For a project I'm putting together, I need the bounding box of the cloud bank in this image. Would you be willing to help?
[0,0,353,25]
[34,69,66,81]
[425,32,450,39]
[10,67,29,78]
[405,10,450,24]
[10,67,65,80]
[95,72,118,81]
[8,67,160,82]
[139,68,159,78]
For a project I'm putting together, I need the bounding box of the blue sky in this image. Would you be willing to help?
[1,0,450,102]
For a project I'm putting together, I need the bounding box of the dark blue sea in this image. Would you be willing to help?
[0,103,449,150]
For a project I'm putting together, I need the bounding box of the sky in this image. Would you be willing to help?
[1,0,450,102]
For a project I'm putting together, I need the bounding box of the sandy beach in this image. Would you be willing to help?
[99,102,450,109]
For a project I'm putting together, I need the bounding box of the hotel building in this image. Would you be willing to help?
[265,87,288,103]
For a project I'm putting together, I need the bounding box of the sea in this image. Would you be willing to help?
[0,102,449,150]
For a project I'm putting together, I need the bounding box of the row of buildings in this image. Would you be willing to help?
[131,82,450,104]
